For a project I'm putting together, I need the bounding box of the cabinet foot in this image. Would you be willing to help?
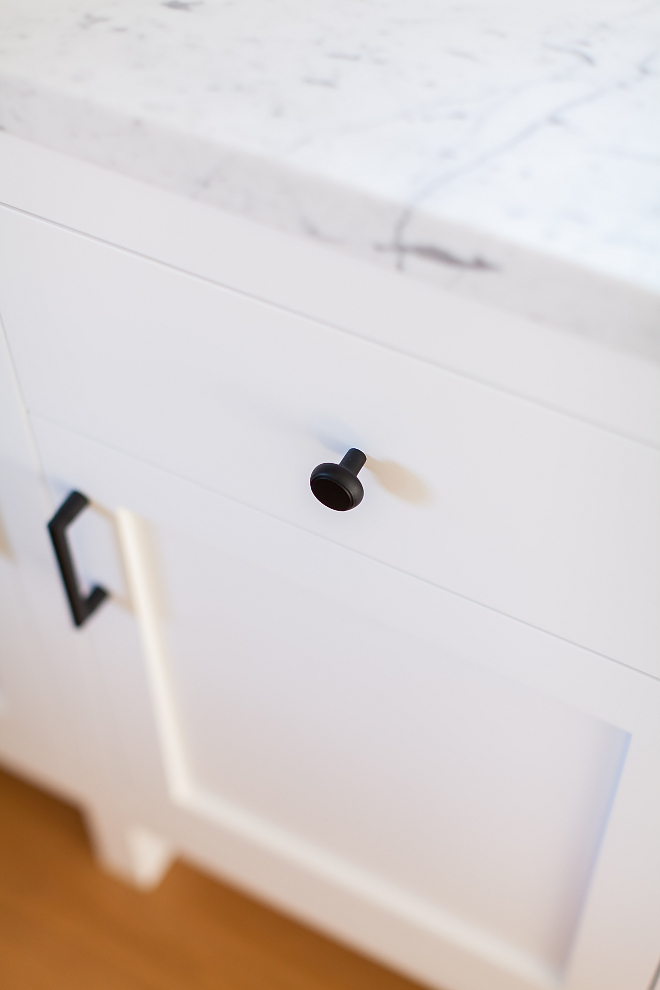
[84,807,174,889]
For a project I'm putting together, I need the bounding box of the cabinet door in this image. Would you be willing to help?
[0,324,124,808]
[31,416,660,990]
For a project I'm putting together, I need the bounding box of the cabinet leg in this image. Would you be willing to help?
[84,806,174,889]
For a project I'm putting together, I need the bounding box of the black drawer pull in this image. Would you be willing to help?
[47,491,109,627]
[310,448,366,511]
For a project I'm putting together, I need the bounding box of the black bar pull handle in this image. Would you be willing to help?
[47,491,109,627]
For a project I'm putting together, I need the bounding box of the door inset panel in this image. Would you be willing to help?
[152,522,628,979]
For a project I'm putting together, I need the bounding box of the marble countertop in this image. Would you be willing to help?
[1,0,659,361]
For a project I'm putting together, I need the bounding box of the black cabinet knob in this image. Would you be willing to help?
[310,448,367,511]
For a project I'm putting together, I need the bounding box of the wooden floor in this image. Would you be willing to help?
[0,764,426,990]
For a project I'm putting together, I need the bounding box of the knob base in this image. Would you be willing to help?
[310,449,366,511]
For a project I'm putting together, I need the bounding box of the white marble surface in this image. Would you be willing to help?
[1,0,659,359]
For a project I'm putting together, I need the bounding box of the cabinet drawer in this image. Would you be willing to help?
[1,208,659,675]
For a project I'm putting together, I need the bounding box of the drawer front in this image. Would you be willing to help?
[1,207,659,675]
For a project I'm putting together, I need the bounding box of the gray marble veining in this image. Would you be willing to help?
[1,0,659,359]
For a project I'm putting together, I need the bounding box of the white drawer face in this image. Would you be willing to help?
[2,208,659,675]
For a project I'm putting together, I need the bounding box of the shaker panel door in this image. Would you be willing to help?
[29,416,660,990]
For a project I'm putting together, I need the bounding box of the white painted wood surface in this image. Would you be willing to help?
[1,132,659,450]
[0,319,175,887]
[1,206,658,676]
[0,329,109,799]
[0,133,659,990]
[0,322,84,794]
[24,417,660,990]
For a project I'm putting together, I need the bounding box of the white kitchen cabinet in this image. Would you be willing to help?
[1,206,658,677]
[1,135,660,990]
[24,417,660,990]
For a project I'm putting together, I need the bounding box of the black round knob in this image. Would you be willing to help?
[310,448,367,511]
